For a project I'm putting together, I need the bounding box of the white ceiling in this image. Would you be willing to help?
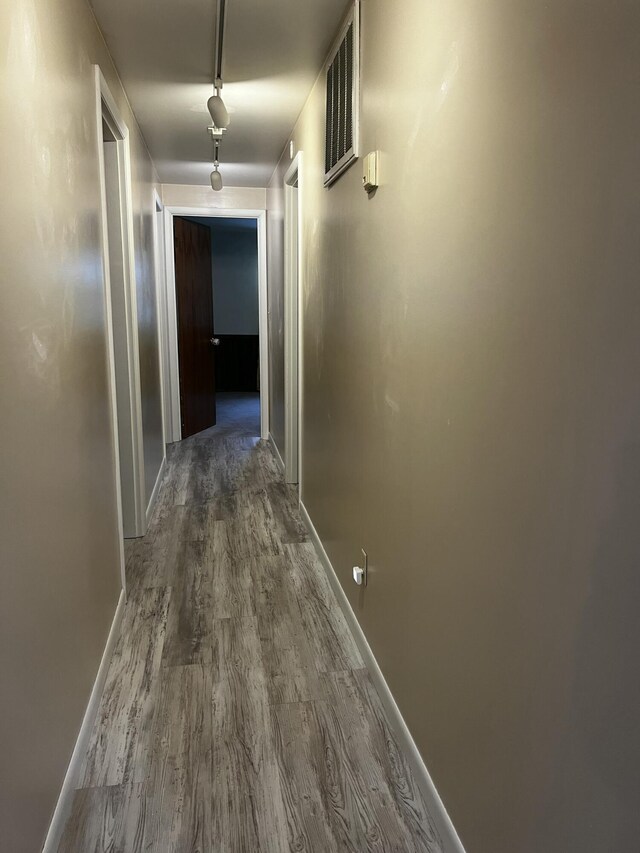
[91,0,349,187]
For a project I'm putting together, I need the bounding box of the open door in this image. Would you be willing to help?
[174,217,217,438]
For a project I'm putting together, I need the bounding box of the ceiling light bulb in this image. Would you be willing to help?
[207,94,230,129]
[210,168,223,191]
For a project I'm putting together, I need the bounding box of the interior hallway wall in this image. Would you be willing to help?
[0,0,164,849]
[267,1,640,850]
[184,218,259,335]
[161,183,266,211]
[211,222,259,335]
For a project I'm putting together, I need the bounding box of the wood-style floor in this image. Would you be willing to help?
[58,393,443,852]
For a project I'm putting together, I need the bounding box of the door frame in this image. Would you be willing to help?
[162,206,269,441]
[152,189,170,448]
[94,66,147,559]
[284,153,303,487]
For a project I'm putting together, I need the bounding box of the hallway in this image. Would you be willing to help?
[57,409,441,851]
[5,0,640,849]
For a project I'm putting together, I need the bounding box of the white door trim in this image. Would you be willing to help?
[95,67,146,541]
[152,189,171,450]
[93,67,126,589]
[162,206,269,441]
[284,153,303,487]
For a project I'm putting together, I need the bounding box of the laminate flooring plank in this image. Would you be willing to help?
[162,540,214,666]
[148,504,189,547]
[255,555,325,705]
[218,487,284,559]
[285,542,364,673]
[145,663,214,852]
[156,440,194,509]
[273,701,341,853]
[215,435,281,496]
[275,695,439,853]
[127,506,189,595]
[211,615,263,680]
[206,525,258,618]
[265,481,309,544]
[322,669,443,852]
[210,625,290,853]
[189,435,280,502]
[235,437,282,492]
[182,498,226,536]
[310,697,408,853]
[57,783,156,853]
[189,437,229,502]
[79,587,171,788]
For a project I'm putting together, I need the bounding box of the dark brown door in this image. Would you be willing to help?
[174,217,216,438]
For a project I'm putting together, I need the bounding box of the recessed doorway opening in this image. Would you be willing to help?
[161,208,268,443]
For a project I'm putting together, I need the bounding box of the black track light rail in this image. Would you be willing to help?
[215,0,227,84]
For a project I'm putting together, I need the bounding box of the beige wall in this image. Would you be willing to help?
[161,183,266,210]
[0,0,163,849]
[268,1,640,850]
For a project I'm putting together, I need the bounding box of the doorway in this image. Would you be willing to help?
[163,208,269,442]
[95,67,146,549]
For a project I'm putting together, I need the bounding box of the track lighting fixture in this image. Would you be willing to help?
[210,139,223,191]
[210,165,223,191]
[206,0,229,186]
[207,1,230,129]
[207,78,230,129]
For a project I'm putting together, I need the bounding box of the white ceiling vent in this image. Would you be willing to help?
[324,1,360,187]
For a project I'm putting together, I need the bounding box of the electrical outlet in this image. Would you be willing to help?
[362,151,379,193]
[352,549,368,586]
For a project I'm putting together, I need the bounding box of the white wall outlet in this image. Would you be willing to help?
[352,549,368,586]
[362,151,379,193]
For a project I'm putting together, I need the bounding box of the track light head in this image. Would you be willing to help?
[210,166,223,191]
[207,93,230,129]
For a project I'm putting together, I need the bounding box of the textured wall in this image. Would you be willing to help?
[267,1,640,850]
[0,0,163,849]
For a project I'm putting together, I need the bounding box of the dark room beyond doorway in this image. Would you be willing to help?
[178,215,259,434]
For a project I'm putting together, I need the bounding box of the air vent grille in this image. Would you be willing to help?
[324,3,359,186]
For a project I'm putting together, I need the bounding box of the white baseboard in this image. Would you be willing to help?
[299,500,466,853]
[269,433,285,474]
[146,455,166,526]
[42,589,126,853]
